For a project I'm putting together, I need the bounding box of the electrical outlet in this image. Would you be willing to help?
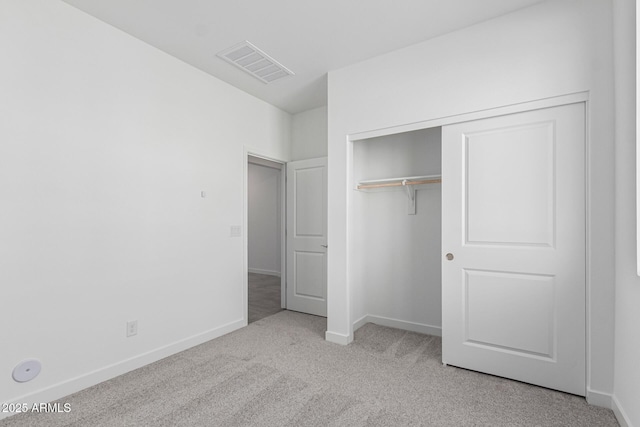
[126,320,138,337]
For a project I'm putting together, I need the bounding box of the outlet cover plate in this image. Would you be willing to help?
[127,320,138,337]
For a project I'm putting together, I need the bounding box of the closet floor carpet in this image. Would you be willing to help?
[1,311,617,427]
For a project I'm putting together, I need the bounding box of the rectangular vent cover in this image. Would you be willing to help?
[217,41,294,84]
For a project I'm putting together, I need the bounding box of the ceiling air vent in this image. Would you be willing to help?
[217,41,294,84]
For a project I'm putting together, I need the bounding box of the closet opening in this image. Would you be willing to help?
[351,126,443,337]
[347,100,587,395]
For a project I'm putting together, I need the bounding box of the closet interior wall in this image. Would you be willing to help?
[352,127,442,334]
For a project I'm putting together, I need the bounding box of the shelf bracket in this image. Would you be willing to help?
[402,180,416,215]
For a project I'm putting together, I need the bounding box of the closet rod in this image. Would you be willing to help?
[357,178,441,190]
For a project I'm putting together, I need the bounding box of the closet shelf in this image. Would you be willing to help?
[356,174,441,215]
[356,174,441,190]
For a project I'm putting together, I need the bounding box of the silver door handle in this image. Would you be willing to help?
[321,245,328,248]
[446,253,454,261]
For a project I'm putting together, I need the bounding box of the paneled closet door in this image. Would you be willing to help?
[441,103,586,395]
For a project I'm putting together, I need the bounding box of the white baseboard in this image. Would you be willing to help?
[248,268,281,277]
[586,388,612,408]
[0,318,245,421]
[325,330,352,345]
[352,315,369,332]
[353,314,442,337]
[586,390,634,427]
[612,395,633,427]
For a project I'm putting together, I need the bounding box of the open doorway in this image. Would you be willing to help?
[247,155,285,323]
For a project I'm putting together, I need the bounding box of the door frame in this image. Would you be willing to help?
[243,148,287,326]
[344,91,592,393]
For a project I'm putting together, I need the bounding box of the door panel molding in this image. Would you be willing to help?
[442,103,586,396]
[287,157,328,317]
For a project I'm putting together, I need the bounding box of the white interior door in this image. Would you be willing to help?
[441,103,586,395]
[286,157,327,317]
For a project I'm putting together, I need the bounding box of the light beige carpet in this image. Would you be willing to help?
[1,311,618,426]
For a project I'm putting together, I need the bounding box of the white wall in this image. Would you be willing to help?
[352,128,442,334]
[327,0,615,402]
[291,106,328,161]
[0,0,290,415]
[248,162,281,276]
[613,0,639,425]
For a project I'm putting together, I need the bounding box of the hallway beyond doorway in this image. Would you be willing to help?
[248,273,282,323]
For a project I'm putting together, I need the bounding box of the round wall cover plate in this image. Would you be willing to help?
[12,359,42,383]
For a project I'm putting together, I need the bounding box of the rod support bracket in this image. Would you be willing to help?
[402,180,416,215]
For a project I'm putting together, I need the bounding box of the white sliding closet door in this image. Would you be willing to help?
[286,157,327,317]
[441,103,586,395]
